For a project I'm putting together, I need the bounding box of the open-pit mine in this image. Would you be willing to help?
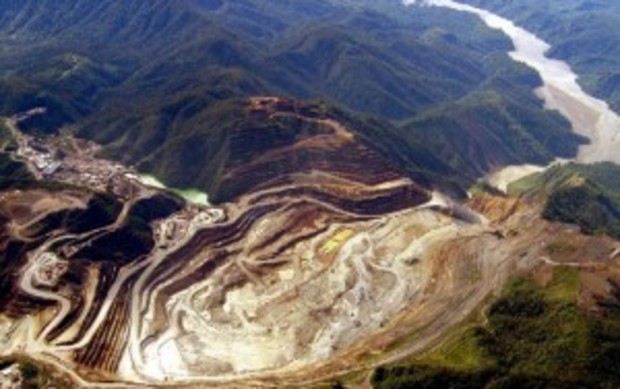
[0,98,583,387]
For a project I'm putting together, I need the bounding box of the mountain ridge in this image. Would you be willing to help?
[0,0,588,198]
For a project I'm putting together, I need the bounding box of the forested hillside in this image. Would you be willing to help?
[463,0,620,113]
[511,163,620,239]
[0,0,586,199]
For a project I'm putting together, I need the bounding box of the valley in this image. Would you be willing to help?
[407,0,620,168]
[461,0,620,114]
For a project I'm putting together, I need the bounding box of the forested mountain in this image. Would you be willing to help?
[0,0,504,120]
[0,0,585,199]
[463,0,620,113]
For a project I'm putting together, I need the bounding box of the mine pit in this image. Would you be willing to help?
[0,100,575,387]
